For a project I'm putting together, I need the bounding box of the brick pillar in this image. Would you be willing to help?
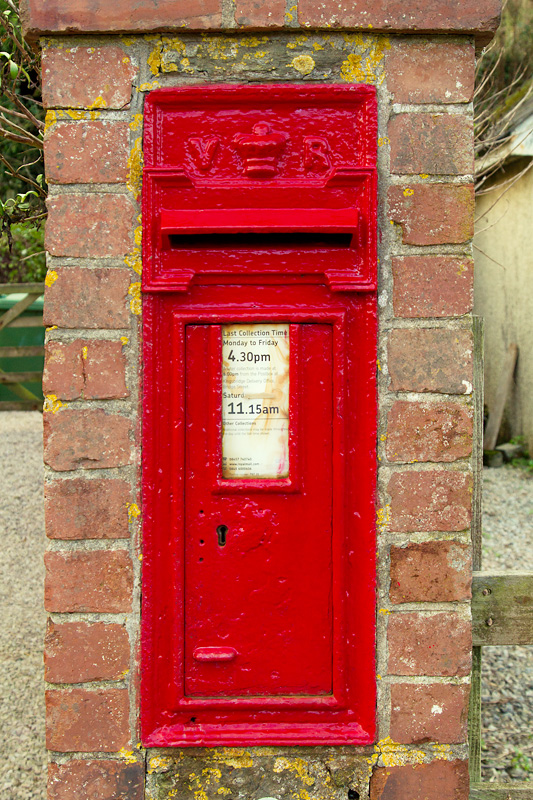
[39,43,144,799]
[20,0,500,796]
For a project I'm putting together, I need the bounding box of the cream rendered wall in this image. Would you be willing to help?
[474,161,533,453]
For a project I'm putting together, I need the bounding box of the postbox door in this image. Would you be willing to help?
[184,322,333,698]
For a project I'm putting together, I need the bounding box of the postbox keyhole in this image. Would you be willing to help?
[216,524,228,547]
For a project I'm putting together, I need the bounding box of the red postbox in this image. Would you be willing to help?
[141,85,377,747]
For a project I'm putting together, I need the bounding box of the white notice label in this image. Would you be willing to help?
[222,323,290,479]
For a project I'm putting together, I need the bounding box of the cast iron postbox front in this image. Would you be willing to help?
[141,85,377,747]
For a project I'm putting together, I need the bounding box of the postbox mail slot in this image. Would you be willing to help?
[161,207,359,250]
[167,232,354,250]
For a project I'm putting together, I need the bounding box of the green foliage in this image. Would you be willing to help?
[511,747,532,773]
[508,437,533,473]
[0,0,46,282]
[0,220,45,282]
[510,456,533,474]
[480,0,533,92]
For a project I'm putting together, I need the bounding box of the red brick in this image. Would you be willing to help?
[388,184,474,245]
[44,409,132,472]
[386,401,473,463]
[43,341,83,400]
[83,340,129,398]
[370,760,469,800]
[41,46,137,109]
[388,328,473,395]
[393,256,474,318]
[235,0,285,26]
[385,40,476,104]
[389,114,473,175]
[25,1,221,38]
[48,760,144,800]
[387,612,471,676]
[45,550,133,613]
[297,2,499,37]
[46,194,135,258]
[390,683,469,744]
[388,470,472,532]
[44,620,130,683]
[43,268,131,329]
[43,340,128,400]
[45,120,130,184]
[390,541,472,603]
[45,478,131,540]
[46,688,130,752]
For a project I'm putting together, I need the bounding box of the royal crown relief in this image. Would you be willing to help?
[185,122,336,178]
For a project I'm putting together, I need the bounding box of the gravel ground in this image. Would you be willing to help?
[0,412,46,799]
[481,465,533,783]
[0,413,531,797]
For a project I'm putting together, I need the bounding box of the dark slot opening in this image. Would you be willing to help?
[168,232,353,249]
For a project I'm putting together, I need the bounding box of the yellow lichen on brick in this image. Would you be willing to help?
[125,247,142,276]
[121,336,129,345]
[238,35,269,48]
[44,110,58,132]
[128,502,141,522]
[273,757,315,786]
[82,346,88,360]
[376,737,426,767]
[202,36,234,61]
[201,34,268,64]
[403,187,414,197]
[127,137,143,197]
[125,225,143,275]
[212,749,254,769]
[162,35,187,52]
[130,114,143,132]
[286,35,309,49]
[376,504,390,532]
[432,744,453,760]
[138,81,161,92]
[147,40,163,74]
[118,748,138,764]
[285,4,297,22]
[378,137,390,147]
[289,55,315,75]
[341,36,390,85]
[128,282,142,315]
[45,270,58,287]
[185,767,234,800]
[88,96,107,109]
[66,109,101,121]
[148,756,174,774]
[43,394,65,414]
[188,772,211,800]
